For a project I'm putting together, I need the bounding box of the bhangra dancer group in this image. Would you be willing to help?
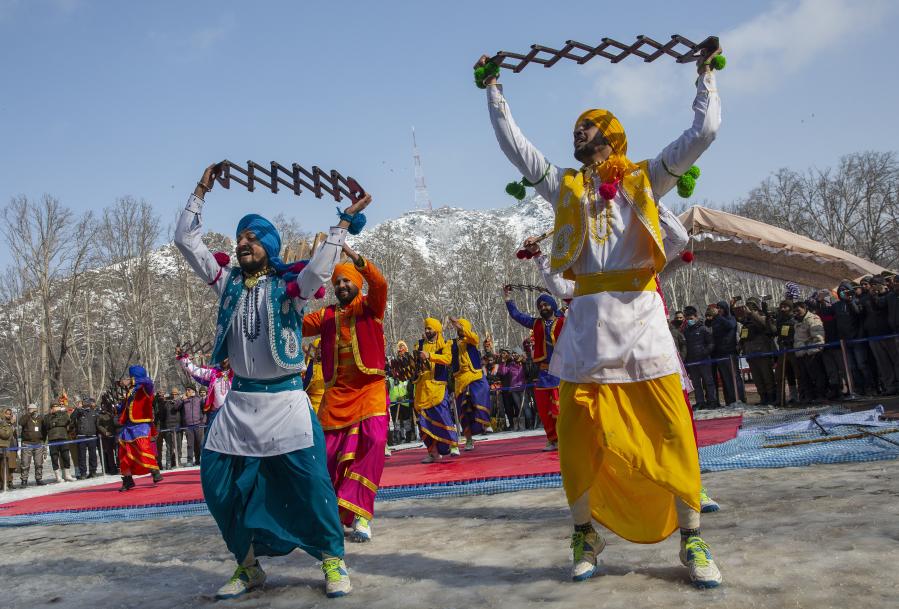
[126,37,727,600]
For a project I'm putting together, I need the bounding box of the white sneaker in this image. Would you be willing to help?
[350,516,372,542]
[464,438,475,451]
[420,453,439,464]
[680,536,723,589]
[449,446,461,456]
[215,561,266,599]
[542,441,555,452]
[571,526,606,582]
[322,557,352,598]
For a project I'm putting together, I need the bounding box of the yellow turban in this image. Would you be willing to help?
[456,318,473,333]
[424,318,445,350]
[574,108,637,182]
[312,338,321,348]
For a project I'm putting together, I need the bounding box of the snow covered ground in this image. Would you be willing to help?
[1,460,897,609]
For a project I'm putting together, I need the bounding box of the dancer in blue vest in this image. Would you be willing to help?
[174,164,372,600]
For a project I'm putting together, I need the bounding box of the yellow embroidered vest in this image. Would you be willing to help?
[549,159,667,279]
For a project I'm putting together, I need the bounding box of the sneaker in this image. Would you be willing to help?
[699,487,720,513]
[420,454,438,464]
[449,446,461,457]
[570,526,606,582]
[215,561,266,600]
[322,557,352,598]
[350,516,372,542]
[680,536,723,589]
[464,438,475,451]
[384,445,392,458]
[151,469,163,484]
[542,441,555,452]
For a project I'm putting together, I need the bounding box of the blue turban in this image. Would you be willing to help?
[236,214,296,275]
[536,293,561,317]
[128,365,154,393]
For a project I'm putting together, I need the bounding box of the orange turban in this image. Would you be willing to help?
[331,262,363,289]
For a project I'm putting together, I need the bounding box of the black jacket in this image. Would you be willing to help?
[683,322,713,363]
[775,312,795,350]
[72,407,100,436]
[887,291,899,333]
[859,291,891,337]
[43,410,72,442]
[710,301,739,356]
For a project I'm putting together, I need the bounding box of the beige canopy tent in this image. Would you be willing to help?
[677,206,888,288]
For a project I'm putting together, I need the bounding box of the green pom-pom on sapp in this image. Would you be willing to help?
[506,181,526,200]
[485,61,500,78]
[711,55,726,70]
[677,174,696,198]
[474,66,486,80]
[686,165,701,179]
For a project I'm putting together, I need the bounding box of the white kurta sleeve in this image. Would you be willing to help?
[178,356,214,383]
[535,254,575,300]
[289,226,347,310]
[487,84,563,207]
[174,194,228,297]
[648,71,721,200]
[658,201,689,260]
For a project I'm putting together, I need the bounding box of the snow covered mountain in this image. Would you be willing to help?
[349,195,554,264]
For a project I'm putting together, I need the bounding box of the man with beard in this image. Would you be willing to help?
[174,164,369,599]
[477,42,723,588]
[504,287,564,450]
[414,318,460,463]
[117,366,164,490]
[447,317,492,451]
[302,243,388,543]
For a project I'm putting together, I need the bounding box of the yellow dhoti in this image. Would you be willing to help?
[558,373,700,544]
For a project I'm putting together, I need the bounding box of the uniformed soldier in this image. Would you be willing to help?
[18,404,46,487]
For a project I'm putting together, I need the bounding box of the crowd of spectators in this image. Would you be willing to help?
[669,274,899,409]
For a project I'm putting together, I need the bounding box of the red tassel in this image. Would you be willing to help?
[681,250,695,263]
[213,251,230,267]
[598,179,619,201]
[289,261,308,274]
[314,286,326,299]
[516,249,528,259]
[286,281,300,298]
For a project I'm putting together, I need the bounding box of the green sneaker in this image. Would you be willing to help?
[680,536,723,589]
[350,515,372,542]
[215,561,266,599]
[699,487,720,513]
[570,526,605,582]
[322,557,352,598]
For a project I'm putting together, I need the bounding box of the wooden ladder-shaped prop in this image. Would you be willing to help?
[214,159,365,203]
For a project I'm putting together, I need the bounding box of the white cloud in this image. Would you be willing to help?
[590,0,896,117]
[191,14,234,50]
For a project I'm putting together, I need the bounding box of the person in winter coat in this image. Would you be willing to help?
[792,302,828,401]
[774,300,799,404]
[833,281,876,394]
[44,400,76,482]
[861,277,899,394]
[18,404,46,486]
[72,397,101,478]
[157,388,182,469]
[815,290,845,400]
[0,408,17,489]
[176,386,205,466]
[682,307,718,409]
[709,301,744,405]
[734,297,777,405]
[97,397,120,474]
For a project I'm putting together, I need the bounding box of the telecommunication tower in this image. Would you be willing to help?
[412,127,432,211]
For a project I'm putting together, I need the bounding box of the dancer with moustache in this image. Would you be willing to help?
[478,44,724,588]
[414,318,461,463]
[174,164,370,599]
[503,286,564,451]
[116,366,163,491]
[302,242,388,543]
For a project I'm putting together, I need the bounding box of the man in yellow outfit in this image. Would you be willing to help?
[413,318,460,463]
[478,46,723,588]
[448,317,492,451]
[303,339,325,414]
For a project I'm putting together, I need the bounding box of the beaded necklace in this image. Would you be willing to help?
[240,279,263,342]
[585,168,614,247]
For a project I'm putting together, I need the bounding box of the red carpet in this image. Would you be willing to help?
[0,417,741,518]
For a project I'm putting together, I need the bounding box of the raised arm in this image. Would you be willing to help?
[177,353,214,383]
[534,254,575,300]
[477,55,562,206]
[504,288,537,329]
[659,201,689,261]
[648,69,722,200]
[174,164,228,296]
[342,243,388,319]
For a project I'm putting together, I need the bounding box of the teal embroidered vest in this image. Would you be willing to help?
[210,268,305,371]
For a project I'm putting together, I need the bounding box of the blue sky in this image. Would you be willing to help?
[1,0,897,269]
